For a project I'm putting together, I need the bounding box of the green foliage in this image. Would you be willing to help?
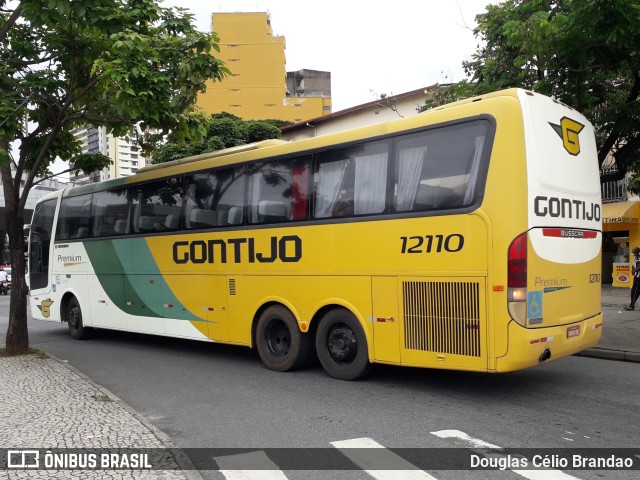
[422,0,640,185]
[245,121,281,144]
[151,144,194,164]
[1,0,229,178]
[0,0,229,352]
[260,119,294,129]
[152,114,283,164]
[69,153,112,177]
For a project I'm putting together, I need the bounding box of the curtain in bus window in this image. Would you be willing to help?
[353,152,387,215]
[248,170,262,223]
[395,147,427,211]
[291,165,309,221]
[463,136,485,205]
[315,159,348,218]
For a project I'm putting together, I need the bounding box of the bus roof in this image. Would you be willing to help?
[58,88,557,199]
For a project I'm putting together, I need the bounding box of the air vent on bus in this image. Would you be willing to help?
[403,280,481,357]
[228,278,237,296]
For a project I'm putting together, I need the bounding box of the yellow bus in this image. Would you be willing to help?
[29,89,603,380]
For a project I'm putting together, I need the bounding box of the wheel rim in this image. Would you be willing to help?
[326,322,357,365]
[68,305,80,330]
[264,318,291,358]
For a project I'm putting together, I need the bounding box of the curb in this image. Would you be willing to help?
[575,347,640,363]
[42,350,204,480]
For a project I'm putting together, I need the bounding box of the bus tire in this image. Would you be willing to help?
[255,305,312,372]
[315,309,371,381]
[66,296,92,340]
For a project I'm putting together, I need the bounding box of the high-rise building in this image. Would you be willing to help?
[71,126,146,185]
[198,12,331,122]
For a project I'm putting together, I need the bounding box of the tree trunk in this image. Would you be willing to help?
[1,160,29,354]
[4,214,29,354]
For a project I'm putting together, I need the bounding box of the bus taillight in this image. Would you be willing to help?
[508,232,527,288]
[508,233,528,326]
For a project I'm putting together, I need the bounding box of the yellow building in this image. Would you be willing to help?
[198,12,331,122]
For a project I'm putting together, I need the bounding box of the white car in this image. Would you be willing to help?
[0,268,11,295]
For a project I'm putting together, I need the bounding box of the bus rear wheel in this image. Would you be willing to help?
[316,309,371,381]
[255,305,312,372]
[66,296,92,340]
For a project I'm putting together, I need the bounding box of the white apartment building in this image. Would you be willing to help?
[71,126,146,185]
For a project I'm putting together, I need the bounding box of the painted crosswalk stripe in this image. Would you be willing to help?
[431,429,581,480]
[215,451,288,480]
[331,437,438,480]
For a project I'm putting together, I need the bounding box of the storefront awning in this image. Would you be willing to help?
[602,201,640,224]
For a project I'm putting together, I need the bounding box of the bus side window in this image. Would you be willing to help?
[55,194,92,241]
[314,141,388,218]
[184,166,245,230]
[92,189,130,237]
[132,178,183,233]
[248,157,309,224]
[394,121,489,212]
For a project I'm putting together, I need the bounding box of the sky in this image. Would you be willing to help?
[162,0,490,112]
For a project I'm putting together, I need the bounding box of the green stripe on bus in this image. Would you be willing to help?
[85,238,206,321]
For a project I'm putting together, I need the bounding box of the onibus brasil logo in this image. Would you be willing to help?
[549,116,585,156]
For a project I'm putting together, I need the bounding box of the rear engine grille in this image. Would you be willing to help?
[403,280,481,357]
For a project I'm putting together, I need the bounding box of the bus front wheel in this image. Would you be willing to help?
[66,296,92,340]
[255,305,312,372]
[316,309,371,381]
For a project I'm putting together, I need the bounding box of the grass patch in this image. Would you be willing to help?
[0,348,49,358]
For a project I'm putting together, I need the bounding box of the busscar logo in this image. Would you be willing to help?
[549,116,585,156]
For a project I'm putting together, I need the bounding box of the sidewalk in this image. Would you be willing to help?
[0,333,201,480]
[577,285,640,362]
[0,288,637,478]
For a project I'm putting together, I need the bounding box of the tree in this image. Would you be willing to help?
[152,113,288,164]
[423,0,640,186]
[0,0,228,354]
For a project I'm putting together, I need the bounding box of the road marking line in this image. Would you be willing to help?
[331,437,438,480]
[215,451,289,480]
[430,429,581,480]
[431,429,500,448]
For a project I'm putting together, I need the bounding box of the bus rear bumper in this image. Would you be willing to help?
[496,313,603,372]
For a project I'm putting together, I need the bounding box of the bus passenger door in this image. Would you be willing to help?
[372,276,400,363]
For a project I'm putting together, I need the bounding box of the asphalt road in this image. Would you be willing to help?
[2,296,639,480]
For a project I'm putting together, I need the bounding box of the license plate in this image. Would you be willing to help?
[567,325,580,338]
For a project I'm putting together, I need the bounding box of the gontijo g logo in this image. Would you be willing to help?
[549,116,585,156]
